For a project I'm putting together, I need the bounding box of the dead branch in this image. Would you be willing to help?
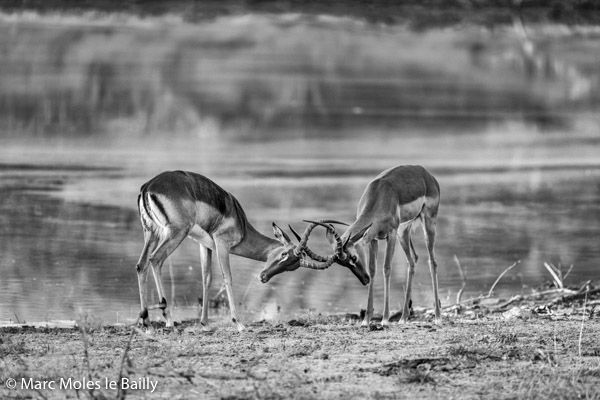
[486,295,524,311]
[454,255,467,304]
[488,260,521,297]
[564,264,575,281]
[79,326,98,400]
[547,287,600,306]
[439,261,599,315]
[117,328,136,400]
[543,262,564,289]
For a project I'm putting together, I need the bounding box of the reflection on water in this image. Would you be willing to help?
[0,10,599,323]
[1,154,599,324]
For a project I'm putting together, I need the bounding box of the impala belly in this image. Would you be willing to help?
[193,202,223,230]
[188,225,216,250]
[187,202,242,250]
[186,202,224,250]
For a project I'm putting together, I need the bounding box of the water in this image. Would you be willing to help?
[0,9,599,324]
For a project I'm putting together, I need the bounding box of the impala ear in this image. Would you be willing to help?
[325,227,338,247]
[272,222,292,245]
[288,224,302,243]
[345,223,372,248]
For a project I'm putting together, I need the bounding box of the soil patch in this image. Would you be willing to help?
[2,311,600,399]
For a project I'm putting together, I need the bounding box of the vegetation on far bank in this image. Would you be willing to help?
[1,0,599,27]
[1,0,599,139]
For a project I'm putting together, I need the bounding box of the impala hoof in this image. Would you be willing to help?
[139,308,149,320]
[138,309,150,327]
[230,317,246,332]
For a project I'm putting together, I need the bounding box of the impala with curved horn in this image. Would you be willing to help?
[259,220,371,286]
[135,170,335,331]
[302,165,441,325]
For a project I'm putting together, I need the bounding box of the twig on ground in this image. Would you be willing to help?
[487,295,524,311]
[442,261,521,312]
[437,262,595,317]
[127,366,195,383]
[577,280,592,293]
[117,328,136,400]
[488,260,521,298]
[543,262,564,289]
[546,287,600,307]
[531,288,578,297]
[79,326,98,399]
[454,255,467,304]
[578,283,590,359]
[564,264,575,281]
[442,295,484,311]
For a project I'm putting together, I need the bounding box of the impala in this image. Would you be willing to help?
[135,170,345,331]
[305,165,441,325]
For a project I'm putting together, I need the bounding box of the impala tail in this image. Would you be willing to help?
[137,183,170,231]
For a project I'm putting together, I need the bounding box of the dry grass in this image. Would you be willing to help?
[1,311,600,399]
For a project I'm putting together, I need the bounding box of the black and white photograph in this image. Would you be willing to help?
[1,1,599,398]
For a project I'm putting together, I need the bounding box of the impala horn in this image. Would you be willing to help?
[289,223,327,262]
[300,254,337,270]
[302,219,348,260]
[291,220,344,270]
[292,220,321,257]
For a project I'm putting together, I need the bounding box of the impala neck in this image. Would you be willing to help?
[230,222,281,262]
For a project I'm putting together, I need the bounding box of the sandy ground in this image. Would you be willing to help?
[1,310,600,400]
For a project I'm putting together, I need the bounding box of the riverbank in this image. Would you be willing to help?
[1,306,600,400]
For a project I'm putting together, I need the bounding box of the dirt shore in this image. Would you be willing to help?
[1,310,600,400]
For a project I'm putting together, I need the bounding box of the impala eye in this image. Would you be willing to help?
[351,255,357,263]
[280,252,288,260]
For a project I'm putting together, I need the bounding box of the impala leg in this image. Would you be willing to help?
[361,240,378,327]
[135,229,158,327]
[422,214,441,324]
[198,244,213,331]
[381,233,397,326]
[409,236,418,264]
[148,228,189,327]
[399,227,416,323]
[214,239,245,332]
